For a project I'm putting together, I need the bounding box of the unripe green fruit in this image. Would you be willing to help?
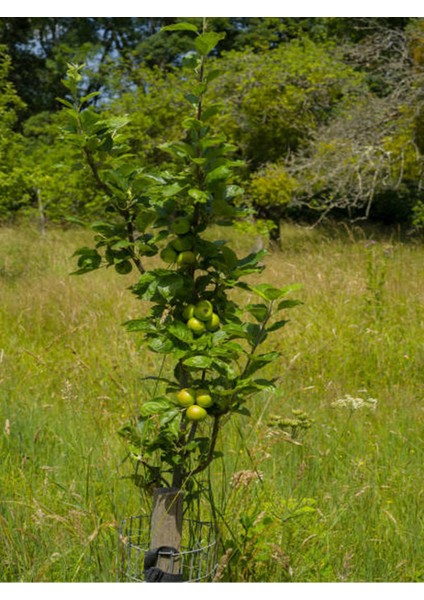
[187,317,206,335]
[186,404,208,421]
[177,251,196,267]
[206,312,220,332]
[182,304,195,321]
[196,389,213,408]
[172,236,193,252]
[176,388,196,407]
[160,245,178,264]
[194,300,213,321]
[171,217,191,235]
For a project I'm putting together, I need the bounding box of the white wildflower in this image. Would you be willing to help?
[331,395,378,411]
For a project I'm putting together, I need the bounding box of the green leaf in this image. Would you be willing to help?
[200,105,221,121]
[112,239,133,250]
[238,249,267,268]
[161,141,194,160]
[211,329,229,345]
[71,247,102,275]
[188,188,209,203]
[72,246,97,257]
[65,216,87,227]
[228,250,267,281]
[185,93,200,105]
[135,209,157,232]
[80,90,101,104]
[162,22,199,33]
[132,271,157,300]
[253,378,278,393]
[249,283,293,302]
[267,319,289,333]
[222,322,249,340]
[234,377,277,396]
[182,54,199,69]
[221,246,238,270]
[205,165,231,185]
[246,322,265,345]
[140,397,172,417]
[104,115,130,131]
[159,409,181,438]
[148,337,174,354]
[212,358,237,380]
[132,269,190,303]
[183,355,213,369]
[156,273,186,301]
[234,406,251,417]
[124,318,154,333]
[244,352,280,377]
[194,31,226,56]
[160,182,185,198]
[277,299,303,311]
[56,97,75,109]
[205,69,223,84]
[89,221,118,235]
[246,303,269,322]
[168,321,194,344]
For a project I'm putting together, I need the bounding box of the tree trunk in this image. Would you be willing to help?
[35,188,46,236]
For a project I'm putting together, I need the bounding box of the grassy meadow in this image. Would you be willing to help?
[0,223,423,582]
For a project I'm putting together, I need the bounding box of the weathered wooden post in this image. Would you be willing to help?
[146,487,183,580]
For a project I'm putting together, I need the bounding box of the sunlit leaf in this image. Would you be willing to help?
[162,22,199,33]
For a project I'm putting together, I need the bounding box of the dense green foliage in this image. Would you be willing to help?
[1,17,424,230]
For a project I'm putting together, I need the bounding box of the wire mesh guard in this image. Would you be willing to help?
[119,515,218,582]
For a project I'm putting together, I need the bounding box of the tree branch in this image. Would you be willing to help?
[82,146,145,274]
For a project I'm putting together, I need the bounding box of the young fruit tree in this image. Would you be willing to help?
[60,19,300,580]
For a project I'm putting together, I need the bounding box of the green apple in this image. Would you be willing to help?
[177,250,196,267]
[160,245,178,264]
[176,388,196,407]
[186,404,208,421]
[187,317,206,335]
[171,217,191,235]
[206,312,220,331]
[196,389,213,408]
[182,304,195,321]
[171,236,193,252]
[194,300,213,322]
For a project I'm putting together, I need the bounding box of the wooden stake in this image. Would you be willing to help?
[150,487,183,574]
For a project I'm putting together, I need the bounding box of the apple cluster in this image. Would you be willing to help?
[160,217,196,268]
[176,387,213,421]
[182,300,220,335]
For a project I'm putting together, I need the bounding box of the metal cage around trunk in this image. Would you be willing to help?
[118,515,218,582]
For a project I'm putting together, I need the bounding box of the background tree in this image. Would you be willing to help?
[283,19,424,225]
[0,46,31,221]
[1,17,424,231]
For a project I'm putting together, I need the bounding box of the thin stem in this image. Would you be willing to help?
[121,207,146,274]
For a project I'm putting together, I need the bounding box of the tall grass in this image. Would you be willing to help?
[0,224,423,582]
